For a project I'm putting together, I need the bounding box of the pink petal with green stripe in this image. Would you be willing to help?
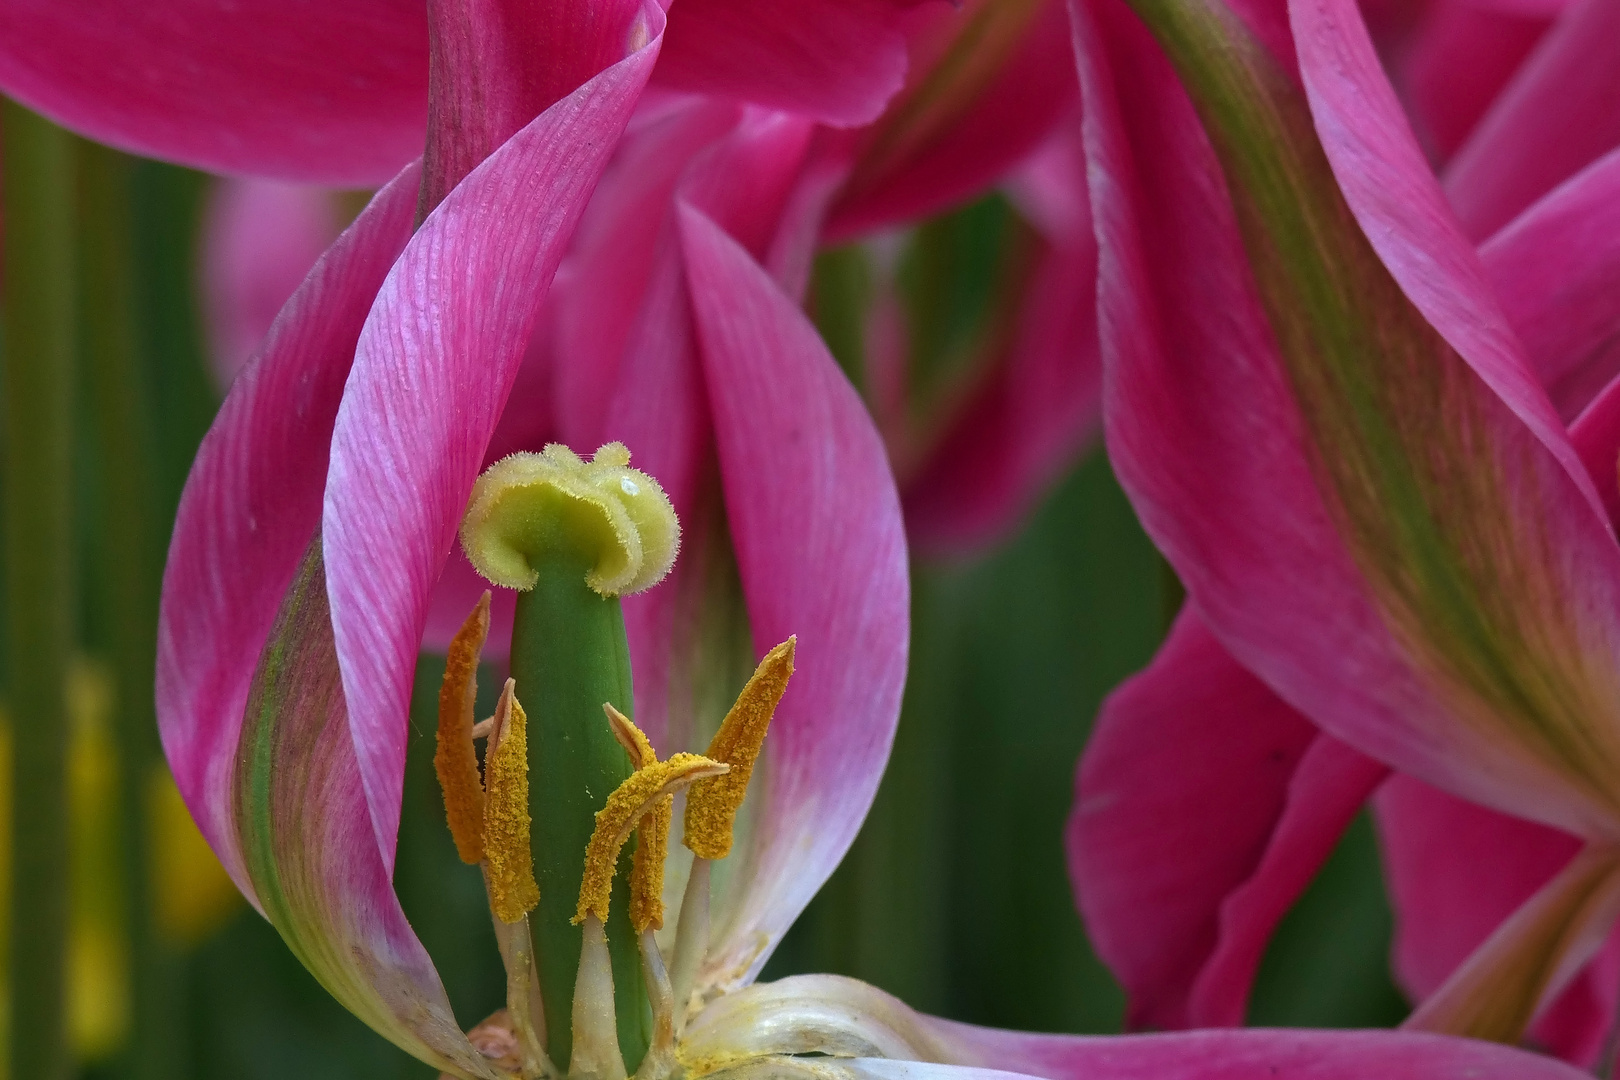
[159,167,496,1073]
[1076,0,1620,847]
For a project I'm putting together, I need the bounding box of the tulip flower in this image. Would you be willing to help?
[151,40,1617,1078]
[1063,0,1620,1059]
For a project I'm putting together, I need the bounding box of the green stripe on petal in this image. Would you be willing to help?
[234,539,498,1079]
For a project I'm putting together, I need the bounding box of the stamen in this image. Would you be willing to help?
[575,755,729,926]
[635,929,676,1080]
[435,591,491,865]
[569,915,627,1080]
[483,680,540,923]
[604,704,674,934]
[668,857,711,1034]
[683,638,795,860]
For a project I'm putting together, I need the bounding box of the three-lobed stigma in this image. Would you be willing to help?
[460,443,680,597]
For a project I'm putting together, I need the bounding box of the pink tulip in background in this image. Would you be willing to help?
[1067,0,1620,1062]
[193,0,1102,557]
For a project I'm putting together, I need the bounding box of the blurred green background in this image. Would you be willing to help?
[0,132,1407,1080]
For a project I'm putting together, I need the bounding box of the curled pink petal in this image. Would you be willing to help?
[1188,734,1389,1025]
[323,9,664,868]
[161,166,493,1072]
[199,179,342,389]
[158,163,420,898]
[1070,608,1318,1030]
[678,202,909,991]
[0,0,429,184]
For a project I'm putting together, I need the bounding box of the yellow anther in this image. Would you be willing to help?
[482,680,540,923]
[605,702,658,771]
[604,703,674,933]
[435,591,491,865]
[684,637,795,861]
[459,442,680,597]
[574,753,729,926]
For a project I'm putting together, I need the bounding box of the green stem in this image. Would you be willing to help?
[514,553,650,1071]
[77,140,188,1080]
[2,99,77,1080]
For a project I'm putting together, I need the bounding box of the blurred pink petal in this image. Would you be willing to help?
[824,0,1079,240]
[652,0,909,126]
[1070,608,1319,1030]
[901,123,1102,553]
[1442,0,1620,239]
[199,179,341,388]
[1481,147,1620,419]
[0,0,430,184]
[1396,0,1554,161]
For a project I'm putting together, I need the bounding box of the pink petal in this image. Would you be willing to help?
[901,122,1102,553]
[688,971,1601,1079]
[232,548,496,1076]
[157,162,420,900]
[1375,776,1581,997]
[1402,843,1620,1041]
[1188,734,1390,1025]
[1076,0,1620,840]
[1396,0,1553,162]
[0,0,428,184]
[824,0,1079,240]
[652,0,909,126]
[1070,608,1319,1030]
[1376,753,1620,1066]
[576,106,822,754]
[198,179,342,390]
[421,0,656,210]
[1442,0,1620,239]
[322,10,663,868]
[925,1017,1600,1079]
[1570,373,1620,532]
[160,167,494,1072]
[549,97,742,451]
[1481,147,1620,420]
[677,202,910,991]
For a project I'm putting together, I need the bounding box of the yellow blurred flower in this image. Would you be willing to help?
[0,657,241,1070]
